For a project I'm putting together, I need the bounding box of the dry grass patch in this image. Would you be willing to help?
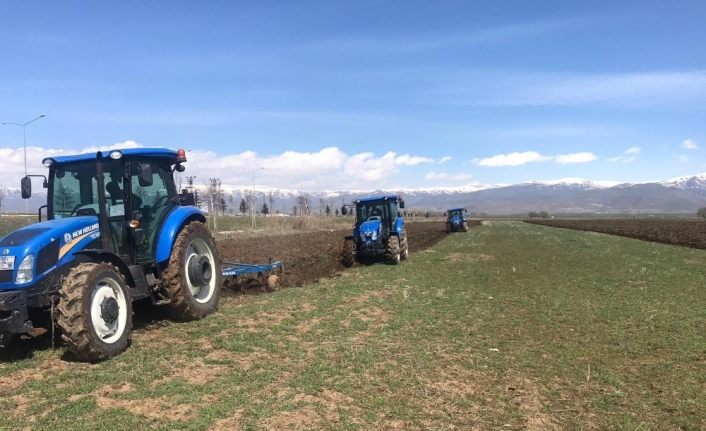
[446,253,494,263]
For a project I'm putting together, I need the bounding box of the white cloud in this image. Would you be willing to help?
[439,70,706,108]
[555,152,598,164]
[607,146,641,163]
[681,138,698,150]
[394,154,435,166]
[0,142,445,191]
[437,156,452,164]
[474,151,552,167]
[424,172,473,181]
[676,154,690,163]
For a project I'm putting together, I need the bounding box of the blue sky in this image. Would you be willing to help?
[1,0,705,190]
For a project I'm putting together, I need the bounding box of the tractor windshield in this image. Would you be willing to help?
[448,209,464,219]
[51,160,124,219]
[355,200,397,226]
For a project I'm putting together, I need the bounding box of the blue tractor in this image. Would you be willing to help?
[445,208,469,233]
[0,148,224,361]
[341,195,408,267]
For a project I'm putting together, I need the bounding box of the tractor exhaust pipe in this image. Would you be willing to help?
[95,152,114,251]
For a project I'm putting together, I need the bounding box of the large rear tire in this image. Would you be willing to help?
[57,263,133,362]
[342,238,355,268]
[400,230,409,261]
[0,332,14,349]
[163,222,222,321]
[386,235,401,265]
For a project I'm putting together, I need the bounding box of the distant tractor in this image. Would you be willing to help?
[342,195,408,267]
[0,148,282,361]
[445,208,469,233]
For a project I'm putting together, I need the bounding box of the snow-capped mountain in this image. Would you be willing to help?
[2,174,706,214]
[660,173,706,190]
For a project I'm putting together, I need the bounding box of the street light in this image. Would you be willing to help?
[1,114,46,176]
[1,114,46,212]
[247,167,265,228]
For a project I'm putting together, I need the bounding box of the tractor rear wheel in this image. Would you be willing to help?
[342,238,355,268]
[386,235,401,265]
[400,230,409,260]
[163,222,222,321]
[57,263,133,362]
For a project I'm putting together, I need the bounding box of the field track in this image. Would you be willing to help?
[217,220,481,289]
[526,218,706,249]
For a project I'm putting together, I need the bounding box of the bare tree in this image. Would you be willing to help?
[267,191,275,215]
[0,187,6,213]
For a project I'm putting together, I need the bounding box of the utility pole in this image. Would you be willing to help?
[1,114,46,213]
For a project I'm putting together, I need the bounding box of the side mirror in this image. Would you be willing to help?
[138,163,153,187]
[21,176,31,199]
[399,200,405,209]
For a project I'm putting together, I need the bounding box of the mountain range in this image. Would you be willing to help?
[2,174,705,215]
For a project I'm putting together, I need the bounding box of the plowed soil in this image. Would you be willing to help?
[526,218,706,249]
[216,221,460,289]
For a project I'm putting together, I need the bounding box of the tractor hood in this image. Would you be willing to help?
[359,219,382,241]
[0,216,100,290]
[452,215,462,225]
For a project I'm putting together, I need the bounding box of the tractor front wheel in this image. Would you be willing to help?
[400,230,409,260]
[57,263,133,362]
[163,222,222,321]
[386,235,401,265]
[462,222,469,232]
[342,238,355,268]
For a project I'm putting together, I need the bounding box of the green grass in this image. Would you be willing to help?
[1,222,704,430]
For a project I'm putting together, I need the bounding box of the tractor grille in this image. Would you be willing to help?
[37,241,60,274]
[0,270,11,283]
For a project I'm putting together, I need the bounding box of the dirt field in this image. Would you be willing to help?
[216,221,467,288]
[525,218,706,249]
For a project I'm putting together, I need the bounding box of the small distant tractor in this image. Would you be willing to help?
[342,195,408,267]
[445,208,469,233]
[0,148,282,361]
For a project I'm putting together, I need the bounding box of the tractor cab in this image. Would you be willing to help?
[445,207,469,233]
[39,148,186,264]
[341,195,408,266]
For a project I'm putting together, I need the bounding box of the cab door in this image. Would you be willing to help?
[127,160,176,262]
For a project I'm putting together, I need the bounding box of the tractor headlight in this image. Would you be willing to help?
[109,150,123,160]
[16,254,34,284]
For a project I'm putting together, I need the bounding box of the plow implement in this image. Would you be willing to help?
[222,259,284,292]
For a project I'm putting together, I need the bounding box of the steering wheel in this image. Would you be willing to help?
[151,195,170,208]
[76,208,97,216]
[68,203,86,216]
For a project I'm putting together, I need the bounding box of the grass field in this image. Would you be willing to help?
[1,222,704,430]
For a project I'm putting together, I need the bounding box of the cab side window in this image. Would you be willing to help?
[129,161,173,261]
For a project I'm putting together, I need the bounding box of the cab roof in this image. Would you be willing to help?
[448,207,466,212]
[47,148,181,166]
[355,195,400,204]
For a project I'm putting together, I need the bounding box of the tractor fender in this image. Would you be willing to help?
[394,217,405,236]
[155,206,207,264]
[73,249,135,287]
